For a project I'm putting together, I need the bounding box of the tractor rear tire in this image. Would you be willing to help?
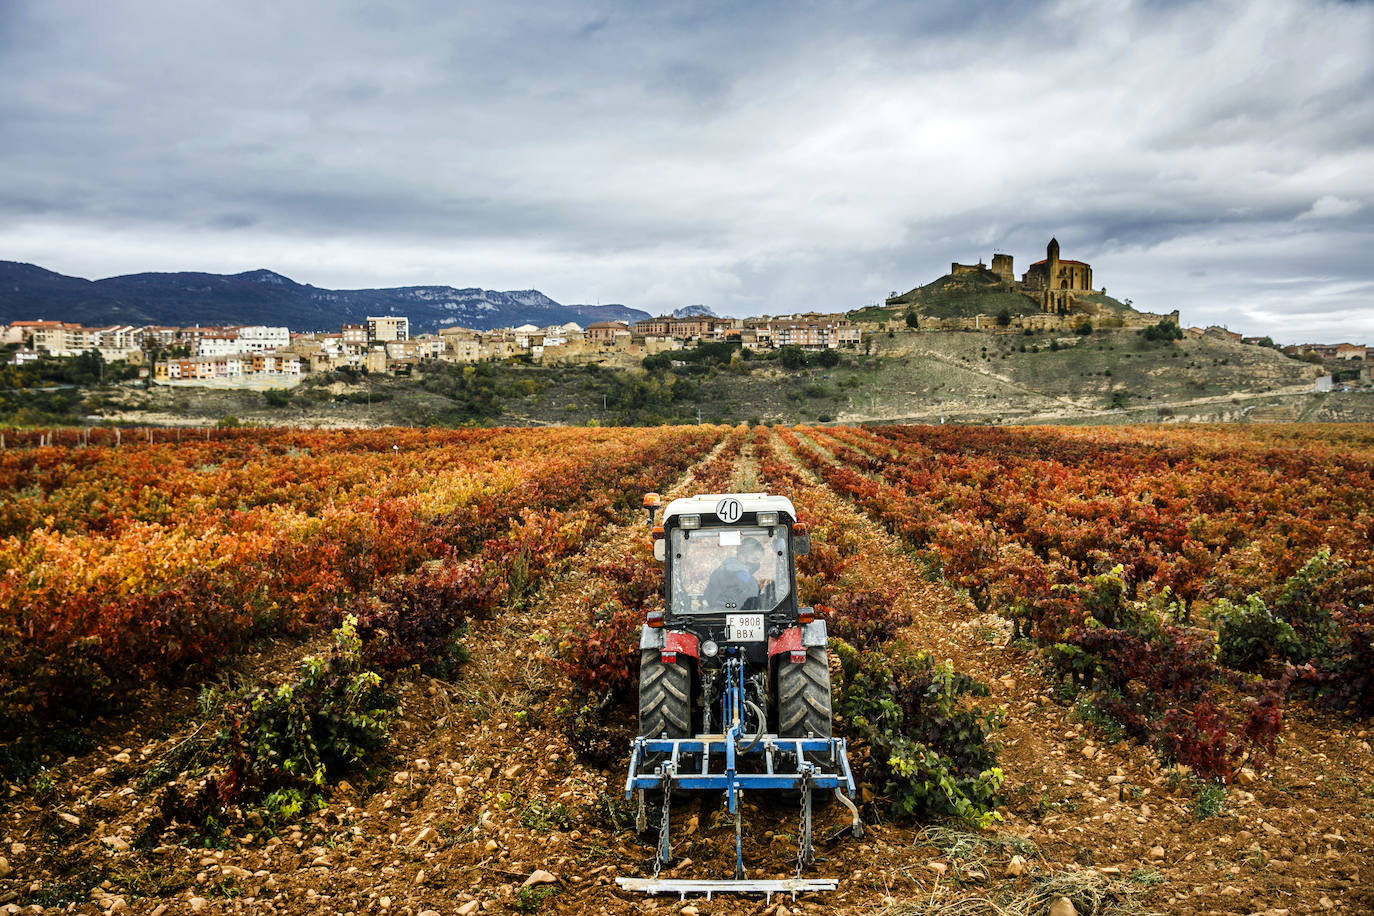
[778,646,833,769]
[638,648,691,741]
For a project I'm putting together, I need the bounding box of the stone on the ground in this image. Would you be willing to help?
[522,869,558,887]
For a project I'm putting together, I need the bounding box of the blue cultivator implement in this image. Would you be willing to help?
[618,651,862,899]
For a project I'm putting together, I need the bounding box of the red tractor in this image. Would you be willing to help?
[619,492,860,898]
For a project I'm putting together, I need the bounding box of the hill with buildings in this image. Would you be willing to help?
[20,319,1356,431]
[0,261,649,333]
[4,236,1369,429]
[870,238,1173,329]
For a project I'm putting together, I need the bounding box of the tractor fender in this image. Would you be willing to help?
[768,619,828,658]
[639,625,699,659]
[665,631,699,659]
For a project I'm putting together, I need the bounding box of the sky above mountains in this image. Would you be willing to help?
[1,0,1371,342]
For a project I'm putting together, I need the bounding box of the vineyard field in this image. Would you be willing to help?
[0,423,1370,915]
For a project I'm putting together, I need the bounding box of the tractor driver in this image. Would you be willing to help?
[704,536,773,609]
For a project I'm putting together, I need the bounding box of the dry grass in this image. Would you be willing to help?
[870,866,1148,916]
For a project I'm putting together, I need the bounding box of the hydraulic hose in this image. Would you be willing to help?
[739,700,766,752]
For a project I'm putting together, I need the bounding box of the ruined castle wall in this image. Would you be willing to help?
[991,254,1014,282]
[860,308,1177,334]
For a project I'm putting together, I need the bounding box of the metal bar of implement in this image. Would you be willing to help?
[635,737,841,753]
[837,738,857,793]
[624,740,642,798]
[615,877,840,900]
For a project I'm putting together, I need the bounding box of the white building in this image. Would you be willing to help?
[512,324,542,349]
[234,326,290,353]
[195,326,289,357]
[195,334,243,357]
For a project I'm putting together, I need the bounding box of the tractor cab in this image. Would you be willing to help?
[650,494,811,671]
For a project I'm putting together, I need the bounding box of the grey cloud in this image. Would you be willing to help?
[0,0,1372,343]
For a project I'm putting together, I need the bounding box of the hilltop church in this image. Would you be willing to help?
[1019,238,1093,314]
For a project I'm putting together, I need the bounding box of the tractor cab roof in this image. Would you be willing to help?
[660,492,798,527]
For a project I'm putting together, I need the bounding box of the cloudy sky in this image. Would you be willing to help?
[2,0,1372,342]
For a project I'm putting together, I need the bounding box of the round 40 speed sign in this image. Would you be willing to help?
[715,498,743,523]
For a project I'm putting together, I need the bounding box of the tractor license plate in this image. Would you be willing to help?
[726,614,765,642]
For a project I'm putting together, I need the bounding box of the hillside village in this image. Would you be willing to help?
[3,312,863,385]
[4,306,1368,391]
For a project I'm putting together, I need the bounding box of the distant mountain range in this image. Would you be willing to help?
[0,261,652,333]
[673,304,718,318]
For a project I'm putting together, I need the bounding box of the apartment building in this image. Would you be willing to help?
[194,326,289,357]
[136,326,181,349]
[385,338,445,360]
[26,322,141,359]
[367,316,409,343]
[634,317,672,336]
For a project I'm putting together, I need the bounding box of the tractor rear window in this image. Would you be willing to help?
[669,525,790,614]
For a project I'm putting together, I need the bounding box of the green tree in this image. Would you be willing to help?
[1142,320,1183,342]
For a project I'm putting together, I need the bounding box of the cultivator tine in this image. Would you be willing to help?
[733,786,745,880]
[825,787,864,842]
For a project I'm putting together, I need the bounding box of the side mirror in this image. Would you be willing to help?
[654,539,666,562]
[794,533,810,556]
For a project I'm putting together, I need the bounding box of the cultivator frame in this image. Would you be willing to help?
[617,650,862,900]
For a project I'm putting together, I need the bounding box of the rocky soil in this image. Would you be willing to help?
[2,433,1370,915]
